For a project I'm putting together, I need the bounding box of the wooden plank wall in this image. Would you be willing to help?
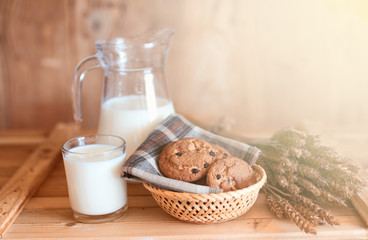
[1,0,368,133]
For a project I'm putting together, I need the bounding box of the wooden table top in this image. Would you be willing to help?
[0,126,367,239]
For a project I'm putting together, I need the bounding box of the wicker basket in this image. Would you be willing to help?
[143,164,267,223]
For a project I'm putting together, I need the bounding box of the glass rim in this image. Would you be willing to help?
[62,134,126,155]
[95,28,175,49]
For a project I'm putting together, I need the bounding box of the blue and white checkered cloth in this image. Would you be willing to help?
[121,114,261,194]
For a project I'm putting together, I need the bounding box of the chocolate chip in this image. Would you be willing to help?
[216,174,221,180]
[204,163,209,168]
[209,150,216,156]
[176,152,182,156]
[192,168,199,174]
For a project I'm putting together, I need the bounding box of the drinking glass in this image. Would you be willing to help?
[61,134,127,223]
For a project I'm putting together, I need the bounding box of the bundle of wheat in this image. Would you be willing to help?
[252,127,364,234]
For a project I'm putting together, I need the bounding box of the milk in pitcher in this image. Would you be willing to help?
[98,95,174,157]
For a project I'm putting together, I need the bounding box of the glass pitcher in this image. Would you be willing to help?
[72,28,175,157]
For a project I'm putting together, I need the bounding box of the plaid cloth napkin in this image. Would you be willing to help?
[121,114,261,194]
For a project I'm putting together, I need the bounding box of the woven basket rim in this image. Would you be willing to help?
[143,164,267,199]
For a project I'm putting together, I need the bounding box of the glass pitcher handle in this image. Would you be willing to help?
[72,55,101,124]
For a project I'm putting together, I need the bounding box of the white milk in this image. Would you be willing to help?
[98,95,175,157]
[63,144,127,215]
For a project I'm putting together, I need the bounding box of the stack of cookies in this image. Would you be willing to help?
[159,138,255,192]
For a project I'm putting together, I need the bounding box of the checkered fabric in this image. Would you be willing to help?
[121,114,261,194]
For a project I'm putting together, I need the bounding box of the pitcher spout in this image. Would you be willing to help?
[144,28,175,49]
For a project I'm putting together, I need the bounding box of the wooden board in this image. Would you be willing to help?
[351,188,368,226]
[0,123,78,238]
[0,126,367,239]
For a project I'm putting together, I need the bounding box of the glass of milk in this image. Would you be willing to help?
[61,134,127,223]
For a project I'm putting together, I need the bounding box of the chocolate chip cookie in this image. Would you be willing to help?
[211,144,231,160]
[206,156,255,191]
[159,138,230,182]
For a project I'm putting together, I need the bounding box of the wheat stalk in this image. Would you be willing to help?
[247,126,366,234]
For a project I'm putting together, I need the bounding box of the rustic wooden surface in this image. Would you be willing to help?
[0,127,367,239]
[1,0,368,134]
[0,123,78,238]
